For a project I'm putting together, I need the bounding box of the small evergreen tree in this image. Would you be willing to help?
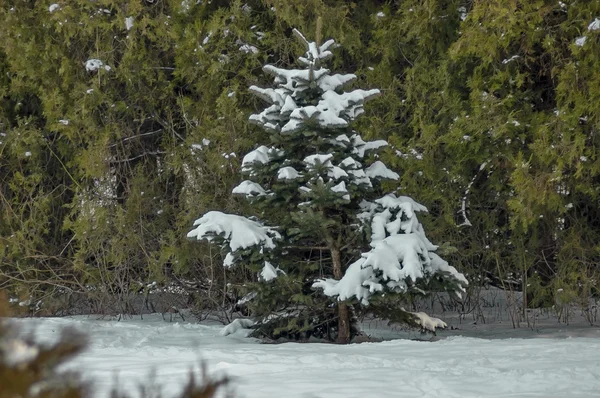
[188,25,467,343]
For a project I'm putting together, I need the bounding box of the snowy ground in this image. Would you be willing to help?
[12,314,600,398]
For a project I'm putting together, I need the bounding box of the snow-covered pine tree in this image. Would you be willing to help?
[188,25,467,343]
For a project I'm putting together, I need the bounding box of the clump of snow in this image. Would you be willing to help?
[575,18,600,46]
[239,44,258,54]
[24,151,32,157]
[365,161,400,180]
[187,211,280,252]
[330,181,350,200]
[458,6,467,21]
[260,261,285,281]
[277,166,302,180]
[376,12,385,18]
[85,59,111,72]
[125,16,134,31]
[575,36,587,47]
[59,119,69,125]
[304,153,333,166]
[223,252,235,267]
[49,4,60,12]
[241,145,282,173]
[232,180,268,197]
[220,318,255,336]
[409,311,447,332]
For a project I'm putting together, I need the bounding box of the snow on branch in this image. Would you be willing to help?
[458,161,488,228]
[277,166,302,180]
[241,145,283,174]
[313,193,467,305]
[261,261,285,281]
[313,232,467,305]
[293,28,336,66]
[351,134,388,157]
[187,211,280,252]
[249,29,380,134]
[407,310,447,333]
[365,161,400,180]
[232,180,268,197]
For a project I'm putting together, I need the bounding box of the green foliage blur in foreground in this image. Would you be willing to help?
[0,1,599,323]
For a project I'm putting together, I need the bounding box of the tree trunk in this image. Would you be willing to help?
[331,247,351,344]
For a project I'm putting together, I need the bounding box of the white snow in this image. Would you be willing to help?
[241,145,279,172]
[409,311,447,332]
[223,252,235,267]
[335,134,350,143]
[328,165,348,180]
[260,261,284,281]
[10,316,600,398]
[125,16,134,31]
[239,44,258,54]
[351,134,388,157]
[49,4,60,12]
[330,181,350,200]
[232,180,267,196]
[304,153,333,166]
[219,318,255,336]
[365,161,400,180]
[59,119,69,125]
[24,151,32,157]
[575,36,587,47]
[277,166,302,180]
[187,211,280,252]
[376,12,385,18]
[85,59,111,72]
[588,18,600,31]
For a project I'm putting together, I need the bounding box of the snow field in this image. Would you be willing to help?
[13,316,600,398]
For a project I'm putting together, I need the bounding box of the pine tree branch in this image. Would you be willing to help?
[108,129,163,148]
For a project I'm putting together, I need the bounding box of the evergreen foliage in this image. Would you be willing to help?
[0,0,598,327]
[188,25,466,343]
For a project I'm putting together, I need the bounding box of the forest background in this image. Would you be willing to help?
[1,0,599,323]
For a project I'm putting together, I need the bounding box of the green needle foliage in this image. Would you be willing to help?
[0,0,598,323]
